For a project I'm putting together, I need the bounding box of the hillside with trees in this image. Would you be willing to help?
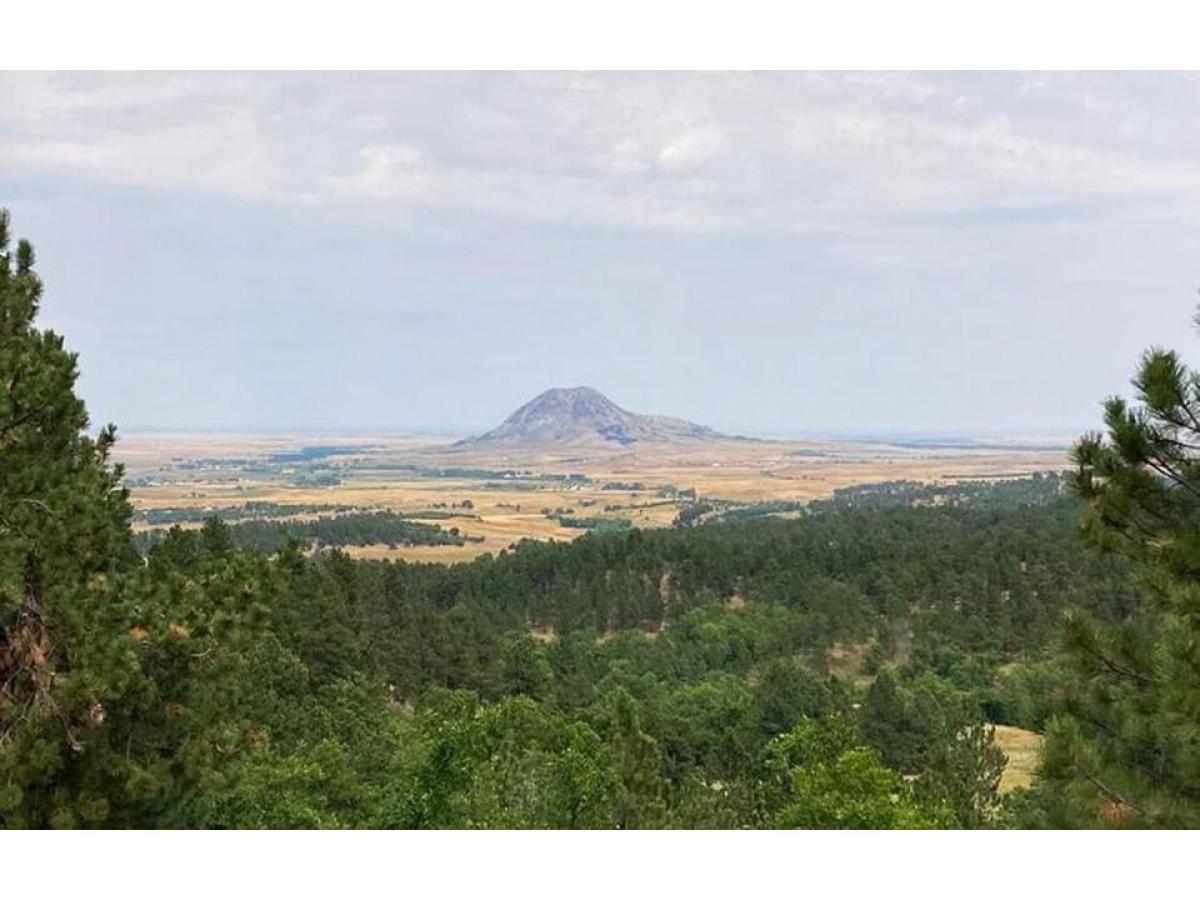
[1,208,1195,829]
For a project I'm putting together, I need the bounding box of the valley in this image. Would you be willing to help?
[118,427,1069,562]
[119,387,1070,560]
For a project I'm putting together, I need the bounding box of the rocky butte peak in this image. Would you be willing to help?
[463,386,734,448]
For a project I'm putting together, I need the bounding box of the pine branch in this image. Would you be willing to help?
[1142,456,1200,501]
[0,407,41,437]
[1085,773,1145,818]
[1091,646,1156,685]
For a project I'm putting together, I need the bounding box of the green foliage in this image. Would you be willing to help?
[602,687,668,828]
[861,669,971,772]
[136,510,463,555]
[500,636,553,699]
[553,515,632,533]
[400,690,623,829]
[987,659,1072,730]
[915,721,1006,829]
[0,211,284,827]
[133,501,357,527]
[859,668,1005,827]
[1040,331,1200,828]
[203,678,422,829]
[753,658,840,743]
[652,673,756,782]
[0,211,140,824]
[763,716,951,829]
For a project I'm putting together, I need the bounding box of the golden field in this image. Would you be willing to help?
[117,432,1070,563]
[994,725,1044,794]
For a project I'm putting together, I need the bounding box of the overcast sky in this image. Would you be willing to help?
[2,72,1198,437]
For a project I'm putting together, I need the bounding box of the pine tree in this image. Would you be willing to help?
[1043,323,1200,827]
[0,208,138,825]
[0,209,275,826]
[604,688,668,828]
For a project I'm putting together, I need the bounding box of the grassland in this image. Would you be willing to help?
[118,432,1069,562]
[994,725,1044,794]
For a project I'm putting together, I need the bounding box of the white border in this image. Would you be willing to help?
[5,0,1200,69]
[1,829,1191,899]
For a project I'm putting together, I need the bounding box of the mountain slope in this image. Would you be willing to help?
[462,386,732,448]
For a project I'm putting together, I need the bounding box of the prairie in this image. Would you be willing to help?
[118,432,1069,562]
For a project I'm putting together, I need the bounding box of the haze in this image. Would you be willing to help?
[2,71,1198,438]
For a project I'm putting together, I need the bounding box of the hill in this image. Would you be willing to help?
[461,386,734,448]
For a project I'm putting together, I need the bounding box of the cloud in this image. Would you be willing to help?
[7,72,1200,436]
[657,125,726,171]
[1,72,1198,237]
[323,143,432,202]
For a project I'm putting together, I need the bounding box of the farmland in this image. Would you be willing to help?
[118,431,1070,561]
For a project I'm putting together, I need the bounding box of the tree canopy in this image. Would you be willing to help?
[1034,341,1200,827]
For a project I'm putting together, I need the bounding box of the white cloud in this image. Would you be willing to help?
[323,143,432,202]
[657,125,726,171]
[2,72,1199,235]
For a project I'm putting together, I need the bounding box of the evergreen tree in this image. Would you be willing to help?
[604,688,668,828]
[916,721,1005,829]
[1046,324,1200,826]
[0,209,137,824]
[0,209,274,826]
[860,668,1005,827]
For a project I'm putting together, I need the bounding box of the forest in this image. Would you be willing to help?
[2,207,1198,829]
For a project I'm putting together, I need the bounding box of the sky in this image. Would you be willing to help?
[1,71,1198,438]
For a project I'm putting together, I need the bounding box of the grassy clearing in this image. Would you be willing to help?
[994,724,1043,794]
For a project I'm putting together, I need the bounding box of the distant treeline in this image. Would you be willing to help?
[674,501,717,527]
[267,445,372,463]
[135,510,466,554]
[672,473,1067,528]
[358,464,593,484]
[554,514,633,533]
[810,472,1069,513]
[134,501,357,526]
[709,500,806,524]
